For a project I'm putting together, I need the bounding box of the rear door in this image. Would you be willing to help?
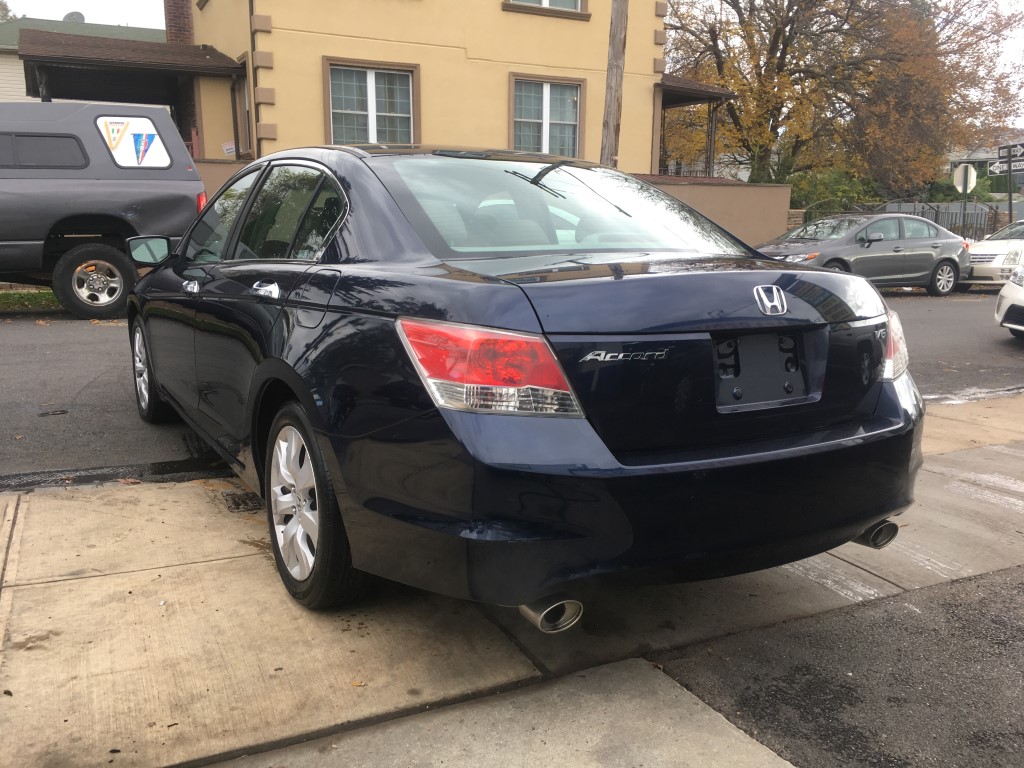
[193,162,345,455]
[900,218,941,282]
[851,218,904,283]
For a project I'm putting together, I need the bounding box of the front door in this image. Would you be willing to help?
[852,218,904,283]
[144,168,261,415]
[193,162,346,456]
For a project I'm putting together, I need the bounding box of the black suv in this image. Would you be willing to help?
[0,102,205,318]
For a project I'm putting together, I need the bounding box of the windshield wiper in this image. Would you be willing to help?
[503,169,565,199]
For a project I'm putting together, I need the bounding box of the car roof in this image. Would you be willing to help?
[259,144,600,167]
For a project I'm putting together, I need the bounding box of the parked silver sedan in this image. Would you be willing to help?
[757,214,970,296]
[961,220,1023,289]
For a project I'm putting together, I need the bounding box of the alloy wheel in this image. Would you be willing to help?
[935,264,956,294]
[132,326,150,411]
[269,425,320,581]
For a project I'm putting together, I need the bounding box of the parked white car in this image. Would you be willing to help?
[995,266,1024,339]
[961,220,1024,289]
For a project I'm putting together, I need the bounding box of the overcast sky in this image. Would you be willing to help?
[7,0,165,29]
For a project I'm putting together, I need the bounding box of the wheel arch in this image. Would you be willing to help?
[821,257,851,272]
[249,361,324,493]
[45,214,139,256]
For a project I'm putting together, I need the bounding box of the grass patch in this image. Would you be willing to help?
[0,290,63,313]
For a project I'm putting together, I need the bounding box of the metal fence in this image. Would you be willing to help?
[803,199,999,241]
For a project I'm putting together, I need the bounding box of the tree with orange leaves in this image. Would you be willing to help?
[665,0,1023,194]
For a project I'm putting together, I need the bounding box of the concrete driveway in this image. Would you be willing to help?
[2,396,1023,766]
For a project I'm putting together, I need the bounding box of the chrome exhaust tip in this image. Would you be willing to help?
[518,594,583,633]
[854,519,900,549]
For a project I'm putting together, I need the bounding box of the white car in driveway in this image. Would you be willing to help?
[961,220,1024,289]
[995,266,1024,339]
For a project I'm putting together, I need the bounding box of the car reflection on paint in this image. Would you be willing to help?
[757,214,969,296]
[126,147,924,633]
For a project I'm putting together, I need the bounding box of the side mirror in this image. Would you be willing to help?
[866,232,884,244]
[127,236,172,265]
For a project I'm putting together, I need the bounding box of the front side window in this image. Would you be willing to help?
[860,219,900,242]
[185,170,261,264]
[329,66,413,144]
[514,80,580,157]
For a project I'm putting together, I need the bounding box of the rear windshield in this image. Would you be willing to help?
[784,217,868,241]
[367,154,749,260]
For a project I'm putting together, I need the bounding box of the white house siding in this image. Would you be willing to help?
[0,53,32,101]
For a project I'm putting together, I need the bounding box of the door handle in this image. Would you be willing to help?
[182,280,200,295]
[892,247,904,253]
[251,281,281,299]
[931,243,941,248]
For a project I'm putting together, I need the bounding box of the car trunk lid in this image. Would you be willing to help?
[450,253,891,457]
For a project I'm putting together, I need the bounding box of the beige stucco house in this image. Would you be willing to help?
[181,0,679,174]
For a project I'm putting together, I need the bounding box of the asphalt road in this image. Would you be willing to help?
[881,287,1024,401]
[1,288,1021,480]
[662,565,1024,768]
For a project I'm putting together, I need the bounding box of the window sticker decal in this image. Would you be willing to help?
[95,116,171,168]
[133,133,157,165]
[100,119,129,151]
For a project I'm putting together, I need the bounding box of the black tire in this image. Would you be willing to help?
[822,260,849,272]
[264,402,366,609]
[51,243,138,319]
[926,261,958,297]
[130,319,178,423]
[1010,328,1024,340]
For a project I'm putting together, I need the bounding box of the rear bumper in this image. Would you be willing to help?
[325,374,924,606]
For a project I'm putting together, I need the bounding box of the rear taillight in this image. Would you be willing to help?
[882,309,909,381]
[197,191,208,212]
[396,318,583,416]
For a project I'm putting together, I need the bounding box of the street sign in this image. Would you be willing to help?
[987,159,1024,176]
[952,163,977,193]
[998,143,1024,159]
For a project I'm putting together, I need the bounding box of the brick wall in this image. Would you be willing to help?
[787,210,805,230]
[164,0,194,45]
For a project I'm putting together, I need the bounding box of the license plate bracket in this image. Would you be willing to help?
[714,332,807,412]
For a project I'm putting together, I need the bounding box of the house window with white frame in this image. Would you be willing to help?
[329,66,413,144]
[511,0,581,9]
[513,79,579,157]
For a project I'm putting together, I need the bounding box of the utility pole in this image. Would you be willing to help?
[600,0,629,167]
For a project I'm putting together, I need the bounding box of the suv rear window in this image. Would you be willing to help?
[0,133,88,169]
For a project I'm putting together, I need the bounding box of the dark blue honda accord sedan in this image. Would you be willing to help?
[126,146,923,632]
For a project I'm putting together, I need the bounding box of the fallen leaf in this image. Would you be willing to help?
[15,435,22,440]
[117,478,142,485]
[35,319,50,326]
[350,680,366,687]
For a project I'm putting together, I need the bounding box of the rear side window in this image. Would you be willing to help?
[903,219,937,239]
[95,116,172,169]
[0,133,88,169]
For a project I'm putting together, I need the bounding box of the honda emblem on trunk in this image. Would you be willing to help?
[754,285,788,316]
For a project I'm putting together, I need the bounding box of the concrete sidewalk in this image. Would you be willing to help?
[1,395,1023,767]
